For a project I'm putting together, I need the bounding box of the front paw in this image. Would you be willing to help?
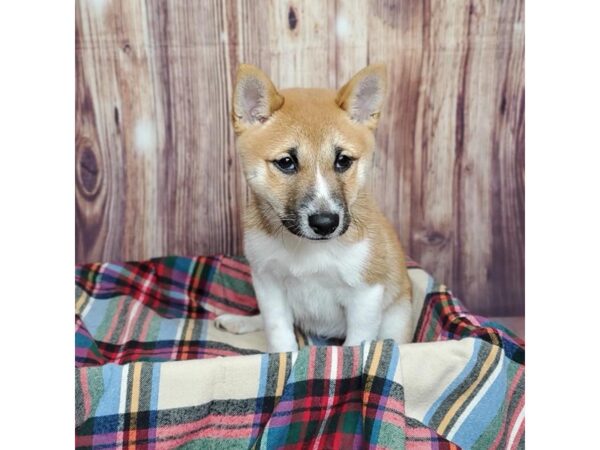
[215,314,258,334]
[343,335,377,347]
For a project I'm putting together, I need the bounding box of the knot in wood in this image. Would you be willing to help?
[288,6,298,30]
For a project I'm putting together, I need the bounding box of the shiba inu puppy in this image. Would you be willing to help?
[215,64,412,353]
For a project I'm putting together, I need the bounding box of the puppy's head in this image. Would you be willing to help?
[232,64,386,240]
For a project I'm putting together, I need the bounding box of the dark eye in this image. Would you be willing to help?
[273,156,297,174]
[334,153,354,173]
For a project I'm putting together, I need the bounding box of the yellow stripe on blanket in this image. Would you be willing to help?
[437,344,501,435]
[276,352,287,397]
[184,317,195,342]
[75,289,90,315]
[128,363,143,449]
[362,341,384,421]
[368,341,384,377]
[130,363,142,414]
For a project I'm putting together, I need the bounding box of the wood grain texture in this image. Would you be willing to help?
[76,0,524,316]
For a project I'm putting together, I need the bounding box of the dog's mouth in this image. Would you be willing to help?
[280,216,307,238]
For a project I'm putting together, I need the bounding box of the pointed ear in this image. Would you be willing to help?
[335,65,387,129]
[232,64,284,133]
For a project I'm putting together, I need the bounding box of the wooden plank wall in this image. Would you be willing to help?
[76,0,524,316]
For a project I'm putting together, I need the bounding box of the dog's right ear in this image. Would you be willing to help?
[232,64,284,134]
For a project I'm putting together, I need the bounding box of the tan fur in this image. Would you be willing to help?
[233,64,411,306]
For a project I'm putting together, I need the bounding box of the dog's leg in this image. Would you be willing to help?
[378,298,413,344]
[215,313,263,334]
[252,271,298,353]
[343,284,384,347]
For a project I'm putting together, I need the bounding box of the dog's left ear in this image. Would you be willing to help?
[336,64,387,129]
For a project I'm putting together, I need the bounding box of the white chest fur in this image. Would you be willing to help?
[244,230,376,338]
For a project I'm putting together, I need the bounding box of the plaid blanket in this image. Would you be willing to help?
[75,255,524,449]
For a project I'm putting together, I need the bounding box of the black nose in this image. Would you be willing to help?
[308,212,340,236]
